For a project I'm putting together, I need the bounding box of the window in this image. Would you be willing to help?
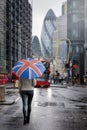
[76,45,79,53]
[72,14,78,23]
[72,29,78,38]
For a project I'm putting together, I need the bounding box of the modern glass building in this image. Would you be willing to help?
[41,9,56,59]
[67,0,85,83]
[32,36,42,58]
[0,0,32,73]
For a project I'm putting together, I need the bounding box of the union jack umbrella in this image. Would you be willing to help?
[12,58,46,79]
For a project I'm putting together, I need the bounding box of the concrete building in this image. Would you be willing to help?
[53,15,67,73]
[62,1,67,15]
[52,1,67,73]
[0,0,32,73]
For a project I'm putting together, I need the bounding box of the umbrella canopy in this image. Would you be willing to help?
[13,58,46,79]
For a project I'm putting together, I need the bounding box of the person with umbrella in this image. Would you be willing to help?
[13,58,46,125]
[19,78,34,124]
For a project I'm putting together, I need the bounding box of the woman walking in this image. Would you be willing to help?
[19,78,34,125]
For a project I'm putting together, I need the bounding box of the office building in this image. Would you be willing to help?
[67,0,85,83]
[0,0,32,73]
[41,9,56,59]
[84,0,87,75]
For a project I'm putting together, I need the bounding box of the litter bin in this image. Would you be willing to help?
[15,80,19,87]
[0,85,5,102]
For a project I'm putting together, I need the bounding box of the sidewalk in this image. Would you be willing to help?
[0,83,20,105]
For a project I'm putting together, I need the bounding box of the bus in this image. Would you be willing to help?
[34,60,50,88]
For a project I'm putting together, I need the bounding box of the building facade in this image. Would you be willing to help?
[62,1,67,15]
[84,0,87,75]
[52,1,67,74]
[0,0,32,73]
[52,15,67,73]
[0,0,6,72]
[67,0,85,83]
[41,9,56,59]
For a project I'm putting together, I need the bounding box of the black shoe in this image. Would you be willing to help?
[27,116,30,124]
[23,117,27,125]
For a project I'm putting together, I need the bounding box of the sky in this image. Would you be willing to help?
[32,0,66,40]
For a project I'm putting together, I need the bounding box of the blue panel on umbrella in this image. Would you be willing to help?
[31,69,39,78]
[14,66,22,73]
[20,68,29,79]
[35,62,46,73]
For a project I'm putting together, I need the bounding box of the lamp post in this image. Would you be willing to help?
[60,38,72,84]
[66,38,71,63]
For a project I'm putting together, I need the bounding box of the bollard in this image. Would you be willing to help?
[0,85,5,102]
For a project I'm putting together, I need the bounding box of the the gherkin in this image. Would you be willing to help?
[41,9,57,59]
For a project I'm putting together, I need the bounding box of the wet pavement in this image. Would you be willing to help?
[0,87,20,105]
[0,82,21,104]
[0,84,87,130]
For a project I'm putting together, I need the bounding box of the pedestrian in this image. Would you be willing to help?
[19,78,34,125]
[11,71,16,87]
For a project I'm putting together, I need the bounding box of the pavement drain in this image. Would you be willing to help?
[52,94,58,98]
[34,101,65,108]
[79,97,87,103]
[75,104,87,109]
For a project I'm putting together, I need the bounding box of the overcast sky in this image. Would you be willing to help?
[32,0,66,40]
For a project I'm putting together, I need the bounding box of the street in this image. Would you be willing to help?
[0,85,87,130]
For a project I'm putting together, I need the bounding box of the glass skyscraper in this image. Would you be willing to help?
[32,36,42,57]
[41,9,56,59]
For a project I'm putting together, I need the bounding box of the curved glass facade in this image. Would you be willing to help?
[41,9,56,58]
[32,36,42,57]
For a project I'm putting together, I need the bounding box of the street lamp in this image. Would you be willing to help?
[66,38,71,63]
[60,38,72,84]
